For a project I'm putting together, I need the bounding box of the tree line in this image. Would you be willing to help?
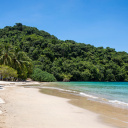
[0,23,128,81]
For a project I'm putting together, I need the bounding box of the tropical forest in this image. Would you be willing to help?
[0,23,128,82]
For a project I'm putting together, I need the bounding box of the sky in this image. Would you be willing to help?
[0,0,128,52]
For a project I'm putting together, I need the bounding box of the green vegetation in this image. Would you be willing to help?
[0,23,128,81]
[31,68,56,82]
[0,43,32,80]
[61,73,73,82]
[0,65,18,81]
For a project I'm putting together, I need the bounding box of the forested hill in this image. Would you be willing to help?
[0,23,128,81]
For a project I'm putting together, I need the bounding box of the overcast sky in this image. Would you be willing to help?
[0,0,128,52]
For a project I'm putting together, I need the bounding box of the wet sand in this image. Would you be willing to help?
[0,83,115,128]
[40,87,128,128]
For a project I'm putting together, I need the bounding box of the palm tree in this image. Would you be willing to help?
[0,45,32,80]
[13,47,31,66]
[12,47,32,80]
[0,44,14,65]
[12,47,24,69]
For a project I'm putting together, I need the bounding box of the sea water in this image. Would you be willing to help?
[42,82,128,109]
[0,86,5,114]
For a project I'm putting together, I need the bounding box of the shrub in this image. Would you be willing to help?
[31,68,56,82]
[0,65,18,81]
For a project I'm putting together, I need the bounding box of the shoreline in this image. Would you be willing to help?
[40,88,128,128]
[0,81,127,128]
[49,82,128,110]
[40,84,128,110]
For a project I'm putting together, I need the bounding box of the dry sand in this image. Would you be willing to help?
[0,82,115,128]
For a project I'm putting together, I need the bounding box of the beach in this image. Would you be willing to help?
[0,82,127,128]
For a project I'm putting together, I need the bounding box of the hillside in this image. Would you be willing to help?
[0,23,128,81]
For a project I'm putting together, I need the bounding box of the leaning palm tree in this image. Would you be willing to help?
[12,47,31,68]
[0,44,14,65]
[12,47,24,69]
[0,45,32,80]
[12,47,32,80]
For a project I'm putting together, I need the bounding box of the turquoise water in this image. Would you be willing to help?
[49,82,128,108]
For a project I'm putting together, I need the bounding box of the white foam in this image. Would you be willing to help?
[41,86,64,91]
[41,87,99,99]
[65,90,77,93]
[109,100,128,106]
[0,98,5,103]
[79,92,98,99]
[41,87,77,93]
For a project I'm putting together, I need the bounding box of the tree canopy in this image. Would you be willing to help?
[0,23,128,81]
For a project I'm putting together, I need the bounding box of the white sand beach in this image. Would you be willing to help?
[0,82,115,128]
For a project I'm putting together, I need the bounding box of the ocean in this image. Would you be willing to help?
[42,82,128,109]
